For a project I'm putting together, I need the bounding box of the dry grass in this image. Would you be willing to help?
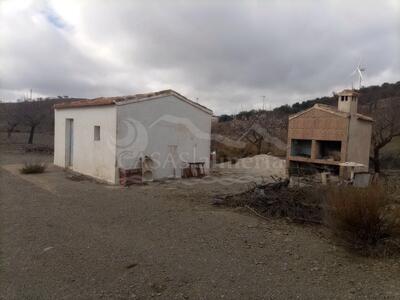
[325,185,400,256]
[20,162,47,174]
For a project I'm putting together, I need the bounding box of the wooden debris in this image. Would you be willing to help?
[212,178,324,224]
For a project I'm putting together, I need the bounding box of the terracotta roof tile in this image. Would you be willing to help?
[289,103,373,122]
[54,97,115,109]
[54,89,212,114]
[315,104,373,121]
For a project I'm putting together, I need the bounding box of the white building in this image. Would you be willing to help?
[54,90,213,184]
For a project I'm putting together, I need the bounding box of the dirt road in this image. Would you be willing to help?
[1,150,400,299]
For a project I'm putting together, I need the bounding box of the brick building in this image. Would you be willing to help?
[287,89,373,177]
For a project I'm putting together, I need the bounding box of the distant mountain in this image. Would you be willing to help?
[274,81,400,115]
[276,81,400,113]
[218,81,400,121]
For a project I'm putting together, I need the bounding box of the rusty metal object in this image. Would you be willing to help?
[119,168,142,186]
[182,162,205,178]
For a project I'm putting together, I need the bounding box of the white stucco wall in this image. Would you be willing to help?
[116,95,212,179]
[54,106,117,183]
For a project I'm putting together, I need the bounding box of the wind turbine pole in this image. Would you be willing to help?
[261,95,266,110]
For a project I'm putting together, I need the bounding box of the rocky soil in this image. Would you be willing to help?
[1,145,400,299]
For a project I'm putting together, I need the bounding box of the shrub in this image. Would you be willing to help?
[325,185,400,256]
[20,162,47,174]
[230,158,238,164]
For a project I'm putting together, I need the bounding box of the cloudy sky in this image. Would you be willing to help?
[0,0,399,114]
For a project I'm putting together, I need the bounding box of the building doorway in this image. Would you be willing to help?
[65,119,74,167]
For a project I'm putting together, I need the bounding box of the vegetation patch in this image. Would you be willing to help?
[20,162,47,174]
[325,185,400,257]
[215,180,400,257]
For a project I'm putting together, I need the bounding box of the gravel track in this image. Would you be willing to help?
[1,149,400,299]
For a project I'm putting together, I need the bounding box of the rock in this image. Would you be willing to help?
[212,197,225,206]
[126,263,138,269]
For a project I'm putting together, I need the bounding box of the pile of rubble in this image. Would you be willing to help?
[213,178,325,224]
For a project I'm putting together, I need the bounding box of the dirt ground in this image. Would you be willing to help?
[1,144,400,299]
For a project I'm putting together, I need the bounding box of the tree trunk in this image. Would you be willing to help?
[7,124,17,138]
[373,147,381,173]
[28,125,36,144]
[257,140,263,154]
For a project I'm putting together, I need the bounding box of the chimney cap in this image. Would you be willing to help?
[337,89,359,96]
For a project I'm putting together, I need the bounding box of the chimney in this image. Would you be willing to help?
[337,89,358,114]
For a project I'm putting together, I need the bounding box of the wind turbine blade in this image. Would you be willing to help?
[357,68,363,79]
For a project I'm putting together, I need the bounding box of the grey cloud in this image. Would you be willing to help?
[0,0,399,113]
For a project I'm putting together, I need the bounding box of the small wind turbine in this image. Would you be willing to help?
[261,95,266,110]
[350,60,366,89]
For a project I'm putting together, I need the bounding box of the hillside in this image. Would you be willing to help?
[281,81,400,114]
[381,136,400,169]
[218,81,400,121]
[213,81,400,167]
[0,97,86,134]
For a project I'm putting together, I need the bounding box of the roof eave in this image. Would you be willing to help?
[54,101,116,109]
[289,104,348,121]
[115,91,213,115]
[53,89,213,114]
[356,115,374,122]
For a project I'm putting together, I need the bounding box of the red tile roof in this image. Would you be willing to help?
[54,89,212,114]
[289,103,373,122]
[54,97,115,109]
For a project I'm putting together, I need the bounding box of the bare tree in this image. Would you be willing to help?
[246,126,265,154]
[20,100,51,144]
[233,119,264,154]
[233,111,288,155]
[5,104,21,138]
[369,98,400,173]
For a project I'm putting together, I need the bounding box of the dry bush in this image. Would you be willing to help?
[325,185,400,256]
[20,162,47,174]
